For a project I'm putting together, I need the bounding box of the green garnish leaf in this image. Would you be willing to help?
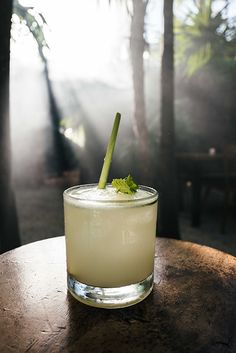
[112,175,139,194]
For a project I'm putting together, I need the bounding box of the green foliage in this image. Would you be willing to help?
[112,175,138,194]
[175,0,236,77]
[187,43,212,76]
[13,1,49,62]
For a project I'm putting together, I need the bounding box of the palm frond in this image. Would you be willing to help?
[13,1,49,62]
[175,0,236,77]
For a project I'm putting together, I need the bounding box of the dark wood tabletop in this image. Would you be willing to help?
[1,236,236,353]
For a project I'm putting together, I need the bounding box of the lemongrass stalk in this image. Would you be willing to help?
[98,112,121,189]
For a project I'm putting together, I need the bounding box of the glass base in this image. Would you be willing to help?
[67,273,153,309]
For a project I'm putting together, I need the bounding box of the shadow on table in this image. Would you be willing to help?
[65,291,184,353]
[63,239,236,353]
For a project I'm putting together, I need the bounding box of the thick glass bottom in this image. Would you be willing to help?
[67,273,153,309]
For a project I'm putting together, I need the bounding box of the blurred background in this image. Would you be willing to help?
[1,0,236,254]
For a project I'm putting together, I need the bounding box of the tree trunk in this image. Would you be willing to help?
[44,62,67,177]
[0,0,21,252]
[130,0,152,184]
[159,0,180,238]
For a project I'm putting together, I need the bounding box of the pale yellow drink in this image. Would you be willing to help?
[64,184,158,307]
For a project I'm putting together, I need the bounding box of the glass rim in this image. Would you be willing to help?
[63,183,158,206]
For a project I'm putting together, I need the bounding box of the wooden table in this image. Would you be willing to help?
[1,236,236,353]
[176,153,223,227]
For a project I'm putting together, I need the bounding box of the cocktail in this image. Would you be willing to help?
[64,114,158,308]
